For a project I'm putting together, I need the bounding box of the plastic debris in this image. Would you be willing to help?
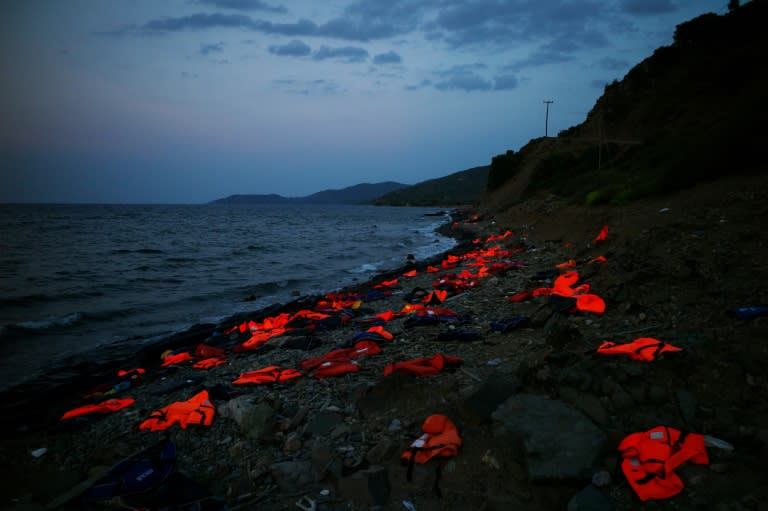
[30,447,47,458]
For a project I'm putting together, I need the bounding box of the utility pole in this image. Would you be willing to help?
[543,100,554,137]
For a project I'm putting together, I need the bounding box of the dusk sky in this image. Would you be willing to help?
[1,0,726,204]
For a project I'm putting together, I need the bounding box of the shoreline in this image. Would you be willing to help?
[0,209,473,433]
[3,177,768,510]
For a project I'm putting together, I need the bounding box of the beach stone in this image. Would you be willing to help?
[283,431,302,452]
[559,387,609,426]
[611,389,634,412]
[492,394,607,481]
[458,372,521,424]
[269,461,313,492]
[648,385,668,404]
[675,388,698,425]
[568,484,613,511]
[544,314,582,349]
[337,465,390,506]
[627,382,648,404]
[311,445,342,480]
[366,439,395,464]
[220,397,276,442]
[307,411,343,436]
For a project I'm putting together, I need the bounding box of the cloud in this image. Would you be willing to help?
[431,0,613,54]
[272,78,341,95]
[505,49,575,71]
[373,50,402,65]
[312,45,369,63]
[433,64,492,92]
[493,74,518,90]
[620,0,676,15]
[591,79,609,88]
[199,42,224,55]
[405,78,432,91]
[194,0,287,13]
[131,13,319,37]
[268,39,311,56]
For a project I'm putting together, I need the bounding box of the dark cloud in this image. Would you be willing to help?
[493,74,518,90]
[599,56,629,71]
[194,0,287,13]
[313,46,369,63]
[199,42,224,55]
[620,0,676,15]
[505,49,575,71]
[433,64,492,92]
[405,78,432,91]
[373,50,402,65]
[272,78,341,95]
[268,39,311,56]
[432,0,613,55]
[136,13,318,37]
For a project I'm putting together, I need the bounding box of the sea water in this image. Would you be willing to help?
[0,203,455,393]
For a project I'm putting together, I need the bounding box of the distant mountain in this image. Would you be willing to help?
[372,165,490,206]
[210,182,408,205]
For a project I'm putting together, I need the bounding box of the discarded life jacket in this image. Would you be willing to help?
[161,351,193,367]
[232,365,302,385]
[194,343,226,359]
[401,414,462,491]
[594,224,609,243]
[597,338,682,362]
[139,390,215,431]
[193,357,227,370]
[550,271,606,315]
[383,353,463,377]
[618,425,709,501]
[423,290,448,304]
[300,340,382,370]
[61,398,135,421]
[314,359,360,379]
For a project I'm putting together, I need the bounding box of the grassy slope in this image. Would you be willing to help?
[481,0,768,214]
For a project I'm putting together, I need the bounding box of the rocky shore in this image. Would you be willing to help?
[2,172,767,511]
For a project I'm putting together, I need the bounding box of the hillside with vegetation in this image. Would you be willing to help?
[372,165,490,206]
[481,0,767,214]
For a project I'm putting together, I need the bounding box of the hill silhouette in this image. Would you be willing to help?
[481,0,768,214]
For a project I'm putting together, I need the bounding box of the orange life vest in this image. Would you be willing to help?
[193,357,227,370]
[401,414,462,465]
[194,343,226,359]
[383,353,463,377]
[138,390,215,431]
[618,425,708,501]
[61,398,135,421]
[597,338,682,362]
[161,351,193,367]
[313,359,360,379]
[594,224,609,243]
[300,340,382,370]
[232,365,302,385]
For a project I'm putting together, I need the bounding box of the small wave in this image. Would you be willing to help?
[0,290,105,307]
[348,262,382,274]
[14,312,84,331]
[111,248,165,255]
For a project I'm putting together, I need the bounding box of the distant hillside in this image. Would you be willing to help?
[373,165,490,206]
[210,182,407,205]
[481,0,768,213]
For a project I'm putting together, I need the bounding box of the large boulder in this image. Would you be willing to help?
[492,394,606,481]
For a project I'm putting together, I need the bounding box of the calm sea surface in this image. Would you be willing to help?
[0,204,455,393]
